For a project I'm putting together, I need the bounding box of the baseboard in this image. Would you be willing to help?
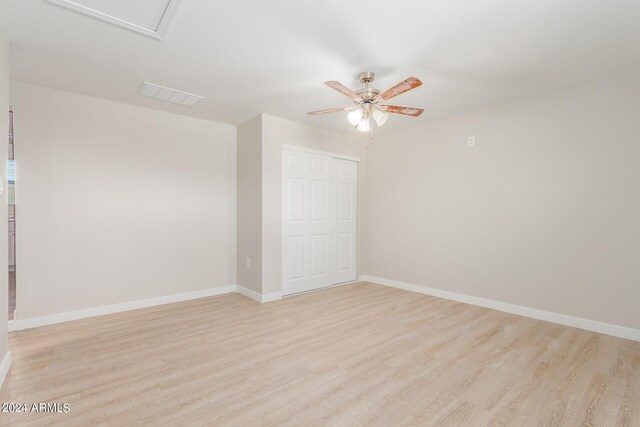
[8,285,237,332]
[360,275,640,342]
[236,286,282,303]
[0,352,11,391]
[261,291,282,303]
[8,284,287,332]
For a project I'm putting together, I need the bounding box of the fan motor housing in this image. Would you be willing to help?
[356,88,380,102]
[357,71,379,102]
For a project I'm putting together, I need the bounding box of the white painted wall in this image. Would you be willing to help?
[0,32,10,375]
[365,76,640,330]
[12,82,236,319]
[236,115,262,293]
[261,114,367,294]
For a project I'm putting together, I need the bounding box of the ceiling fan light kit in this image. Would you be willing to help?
[356,117,371,132]
[372,109,388,127]
[348,108,363,126]
[308,71,424,133]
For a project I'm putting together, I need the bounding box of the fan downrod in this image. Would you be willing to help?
[355,72,377,101]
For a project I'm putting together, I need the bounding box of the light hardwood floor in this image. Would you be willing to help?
[1,282,639,426]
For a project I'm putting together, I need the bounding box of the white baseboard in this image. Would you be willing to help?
[236,286,282,303]
[8,285,237,332]
[360,275,640,342]
[235,285,262,302]
[261,291,282,303]
[0,351,11,391]
[8,285,285,332]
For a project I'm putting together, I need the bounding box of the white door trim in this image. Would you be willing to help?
[280,144,360,163]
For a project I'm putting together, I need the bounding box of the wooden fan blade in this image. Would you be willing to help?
[324,81,363,102]
[375,76,422,102]
[307,106,357,115]
[380,105,424,117]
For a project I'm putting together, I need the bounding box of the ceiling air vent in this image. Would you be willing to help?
[138,82,203,107]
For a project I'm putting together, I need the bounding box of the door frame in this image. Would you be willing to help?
[281,144,360,163]
[281,144,360,296]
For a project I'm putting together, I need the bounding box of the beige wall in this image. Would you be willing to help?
[12,82,237,319]
[0,33,9,368]
[365,76,640,330]
[236,115,262,293]
[261,114,367,294]
[7,56,637,340]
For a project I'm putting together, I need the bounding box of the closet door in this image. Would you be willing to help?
[332,158,358,284]
[282,150,332,295]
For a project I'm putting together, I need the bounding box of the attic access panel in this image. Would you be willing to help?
[47,0,183,39]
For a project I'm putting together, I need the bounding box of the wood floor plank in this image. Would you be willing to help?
[1,282,638,426]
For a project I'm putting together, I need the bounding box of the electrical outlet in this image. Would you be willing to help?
[468,136,476,147]
[245,257,251,268]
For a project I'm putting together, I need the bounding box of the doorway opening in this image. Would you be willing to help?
[8,106,16,321]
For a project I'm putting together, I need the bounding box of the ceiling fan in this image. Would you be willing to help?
[308,72,424,132]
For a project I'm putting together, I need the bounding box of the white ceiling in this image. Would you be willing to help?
[1,0,639,135]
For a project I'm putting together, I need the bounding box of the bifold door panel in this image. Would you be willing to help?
[282,150,357,296]
[332,158,357,285]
